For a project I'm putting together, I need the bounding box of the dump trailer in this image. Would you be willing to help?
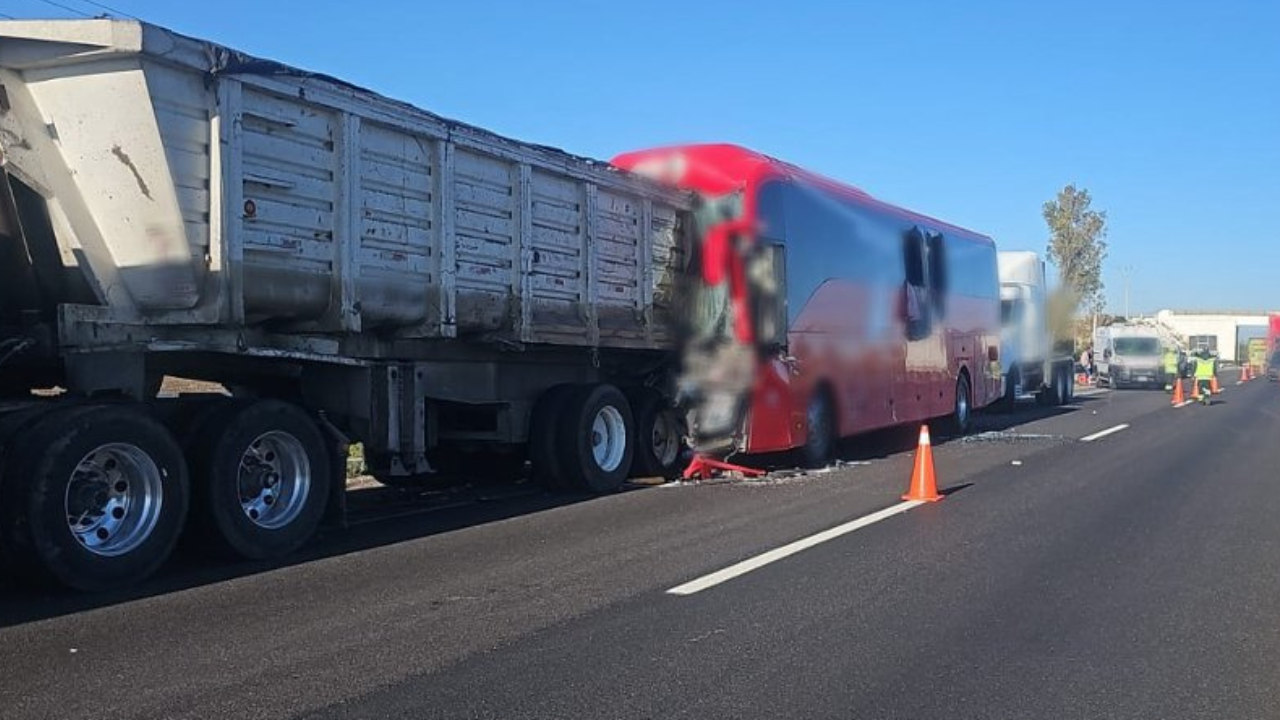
[996,251,1074,406]
[0,19,695,590]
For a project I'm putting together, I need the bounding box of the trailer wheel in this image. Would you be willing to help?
[191,400,331,560]
[629,391,685,479]
[800,387,836,468]
[557,384,634,493]
[1059,368,1074,405]
[1037,369,1061,405]
[530,385,576,490]
[999,368,1020,410]
[0,405,189,591]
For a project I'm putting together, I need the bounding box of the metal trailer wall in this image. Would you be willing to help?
[0,19,691,367]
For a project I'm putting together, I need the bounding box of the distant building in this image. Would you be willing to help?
[1153,310,1271,362]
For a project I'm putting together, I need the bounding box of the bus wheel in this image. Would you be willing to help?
[191,400,331,560]
[629,391,685,479]
[1,405,189,591]
[557,384,634,494]
[949,374,973,435]
[800,388,836,468]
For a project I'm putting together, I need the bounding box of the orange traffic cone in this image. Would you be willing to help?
[1241,364,1251,382]
[1171,377,1185,405]
[1190,378,1202,401]
[1211,375,1222,394]
[902,425,944,502]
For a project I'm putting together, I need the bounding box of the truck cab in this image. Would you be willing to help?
[997,251,1074,406]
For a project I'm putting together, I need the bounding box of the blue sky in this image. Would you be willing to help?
[5,0,1278,313]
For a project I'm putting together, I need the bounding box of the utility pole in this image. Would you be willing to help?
[1120,265,1134,320]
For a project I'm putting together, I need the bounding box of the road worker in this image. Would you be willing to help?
[1193,348,1215,405]
[1162,346,1179,392]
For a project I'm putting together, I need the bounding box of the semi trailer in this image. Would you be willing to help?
[0,19,696,590]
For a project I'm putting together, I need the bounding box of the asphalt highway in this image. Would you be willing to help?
[2,372,1276,720]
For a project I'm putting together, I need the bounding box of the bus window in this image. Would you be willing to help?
[902,227,930,340]
[904,227,926,287]
[927,231,947,316]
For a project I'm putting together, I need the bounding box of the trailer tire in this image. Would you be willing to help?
[1059,368,1074,405]
[629,391,685,479]
[1000,367,1020,410]
[557,384,634,494]
[190,400,330,560]
[1037,374,1059,405]
[0,405,189,591]
[530,385,576,490]
[800,387,837,468]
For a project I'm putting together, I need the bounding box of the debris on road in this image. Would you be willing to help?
[960,431,1064,444]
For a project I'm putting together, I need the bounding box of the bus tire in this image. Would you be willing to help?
[1,405,189,591]
[629,390,685,479]
[557,384,634,494]
[948,373,973,435]
[530,385,576,490]
[800,387,836,468]
[1057,367,1073,405]
[190,400,331,560]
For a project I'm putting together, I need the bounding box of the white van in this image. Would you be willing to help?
[1093,325,1168,389]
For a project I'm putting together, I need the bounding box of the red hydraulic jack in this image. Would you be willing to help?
[683,454,766,481]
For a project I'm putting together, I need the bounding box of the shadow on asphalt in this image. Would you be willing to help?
[0,393,1104,626]
[940,482,975,496]
[740,394,1104,471]
[0,479,601,627]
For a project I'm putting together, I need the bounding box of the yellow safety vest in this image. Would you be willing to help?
[1163,351,1178,374]
[1193,356,1215,380]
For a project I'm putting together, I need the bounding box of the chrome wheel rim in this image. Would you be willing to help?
[649,409,681,468]
[591,406,628,472]
[65,443,164,557]
[238,431,311,530]
[956,382,970,426]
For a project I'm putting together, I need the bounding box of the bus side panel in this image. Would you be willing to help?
[741,177,1000,453]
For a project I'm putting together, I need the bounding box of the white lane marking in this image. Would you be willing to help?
[1074,387,1109,397]
[667,500,925,596]
[1080,423,1130,442]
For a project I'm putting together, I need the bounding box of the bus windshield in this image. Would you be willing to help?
[1114,337,1159,356]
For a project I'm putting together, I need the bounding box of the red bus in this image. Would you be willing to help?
[612,144,1002,465]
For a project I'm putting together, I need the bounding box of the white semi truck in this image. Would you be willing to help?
[0,19,700,590]
[997,252,1075,406]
